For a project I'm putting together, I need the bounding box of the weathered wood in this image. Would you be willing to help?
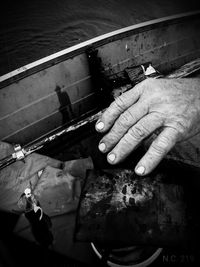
[75,168,197,247]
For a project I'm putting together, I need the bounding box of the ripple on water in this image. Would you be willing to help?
[0,0,198,75]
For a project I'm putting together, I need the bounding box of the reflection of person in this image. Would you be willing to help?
[55,86,73,125]
[95,78,200,176]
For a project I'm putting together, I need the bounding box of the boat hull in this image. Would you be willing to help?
[0,11,200,145]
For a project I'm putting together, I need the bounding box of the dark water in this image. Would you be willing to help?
[0,0,199,76]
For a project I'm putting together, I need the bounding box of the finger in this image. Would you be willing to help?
[98,101,148,153]
[106,113,163,164]
[135,127,179,176]
[95,84,142,132]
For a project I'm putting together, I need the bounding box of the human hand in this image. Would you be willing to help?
[95,78,200,175]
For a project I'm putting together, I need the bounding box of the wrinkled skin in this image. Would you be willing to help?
[95,78,200,175]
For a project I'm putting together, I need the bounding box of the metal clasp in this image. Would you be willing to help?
[12,144,25,160]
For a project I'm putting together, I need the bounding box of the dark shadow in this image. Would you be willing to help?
[0,210,19,236]
[86,48,113,109]
[0,210,92,267]
[55,86,74,125]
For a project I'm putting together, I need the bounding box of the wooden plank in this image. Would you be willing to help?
[75,169,197,247]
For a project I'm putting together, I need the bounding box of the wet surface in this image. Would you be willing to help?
[1,0,200,76]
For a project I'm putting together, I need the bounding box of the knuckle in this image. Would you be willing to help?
[128,124,148,140]
[120,111,130,122]
[105,128,119,142]
[151,143,165,156]
[151,136,170,155]
[170,120,187,134]
[117,111,133,127]
[115,119,127,131]
[114,95,126,111]
[122,135,132,146]
[109,127,121,140]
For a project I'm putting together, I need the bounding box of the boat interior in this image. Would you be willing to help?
[1,11,200,267]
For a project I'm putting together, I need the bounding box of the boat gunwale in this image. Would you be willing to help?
[0,10,200,88]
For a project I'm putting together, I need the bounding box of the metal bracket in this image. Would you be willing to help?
[12,144,25,160]
[141,63,163,78]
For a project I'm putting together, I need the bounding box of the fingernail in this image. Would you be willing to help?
[135,166,145,175]
[98,142,106,152]
[96,121,104,131]
[108,153,116,162]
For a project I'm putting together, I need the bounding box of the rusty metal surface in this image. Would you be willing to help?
[75,168,197,247]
